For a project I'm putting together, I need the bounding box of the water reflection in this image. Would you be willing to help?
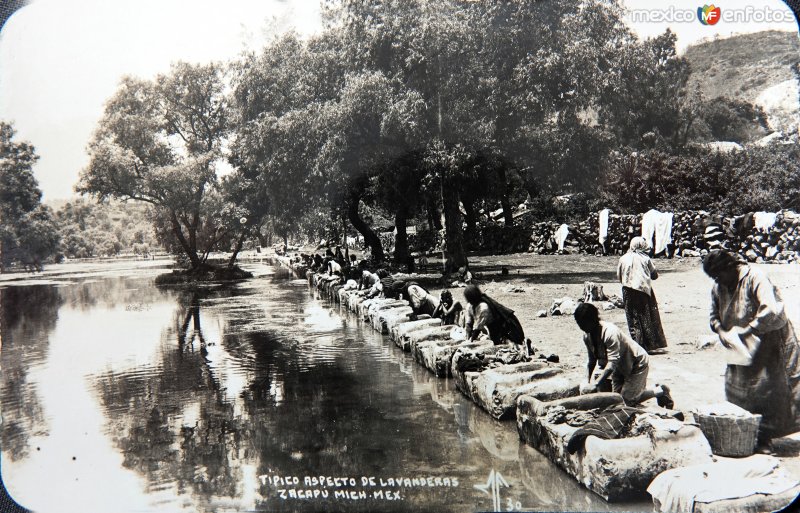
[0,285,63,461]
[1,266,653,512]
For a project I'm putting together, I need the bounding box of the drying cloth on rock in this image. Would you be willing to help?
[566,405,644,453]
[546,407,598,426]
[628,413,684,438]
[598,209,610,246]
[566,410,598,427]
[494,346,527,365]
[754,211,777,232]
[647,455,799,513]
[555,224,570,251]
[546,405,568,424]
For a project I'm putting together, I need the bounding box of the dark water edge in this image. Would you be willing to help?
[0,263,653,513]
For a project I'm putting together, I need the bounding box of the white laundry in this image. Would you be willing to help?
[654,212,673,254]
[753,212,777,231]
[555,224,570,251]
[641,209,673,255]
[598,209,610,246]
[647,455,798,513]
[641,210,657,251]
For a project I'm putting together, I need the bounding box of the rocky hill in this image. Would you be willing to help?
[684,30,800,132]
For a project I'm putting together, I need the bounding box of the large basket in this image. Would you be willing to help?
[693,412,762,457]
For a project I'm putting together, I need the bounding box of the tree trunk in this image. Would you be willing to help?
[441,173,467,273]
[227,228,248,267]
[347,191,384,262]
[393,207,409,267]
[170,211,201,269]
[426,195,443,231]
[498,168,514,227]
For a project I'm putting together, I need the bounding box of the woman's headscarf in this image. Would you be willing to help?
[629,236,650,254]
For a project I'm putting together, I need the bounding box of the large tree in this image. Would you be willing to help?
[78,62,254,270]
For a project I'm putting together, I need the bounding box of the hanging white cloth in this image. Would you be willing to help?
[555,224,570,251]
[598,209,610,246]
[641,210,658,251]
[753,212,777,231]
[641,209,673,255]
[654,211,673,255]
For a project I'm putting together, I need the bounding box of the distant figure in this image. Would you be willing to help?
[378,270,396,298]
[360,270,380,294]
[403,282,439,317]
[703,249,800,441]
[327,259,342,275]
[617,237,668,353]
[335,245,345,263]
[451,265,474,288]
[463,284,524,346]
[405,255,415,273]
[574,303,673,408]
[312,254,324,271]
[432,290,463,326]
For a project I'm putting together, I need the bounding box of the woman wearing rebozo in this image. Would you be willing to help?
[617,236,668,353]
[703,249,800,442]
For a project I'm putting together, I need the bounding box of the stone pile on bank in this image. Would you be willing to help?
[522,209,800,263]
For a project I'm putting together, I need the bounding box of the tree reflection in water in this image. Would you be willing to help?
[0,285,63,461]
[95,288,244,508]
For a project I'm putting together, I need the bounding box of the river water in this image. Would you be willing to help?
[0,263,651,513]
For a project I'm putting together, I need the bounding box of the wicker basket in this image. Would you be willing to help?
[693,412,762,457]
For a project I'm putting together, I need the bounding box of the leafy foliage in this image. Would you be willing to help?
[0,122,60,270]
[54,199,160,258]
[602,142,800,214]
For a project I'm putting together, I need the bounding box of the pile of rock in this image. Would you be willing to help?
[523,209,800,262]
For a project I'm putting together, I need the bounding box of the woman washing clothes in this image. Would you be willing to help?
[574,303,673,408]
[463,285,526,349]
[403,282,439,317]
[432,290,463,326]
[703,249,800,441]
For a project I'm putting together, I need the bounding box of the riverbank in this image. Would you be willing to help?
[296,251,800,485]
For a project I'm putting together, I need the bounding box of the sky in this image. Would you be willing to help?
[0,0,798,201]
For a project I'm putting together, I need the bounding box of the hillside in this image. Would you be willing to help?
[684,30,800,132]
